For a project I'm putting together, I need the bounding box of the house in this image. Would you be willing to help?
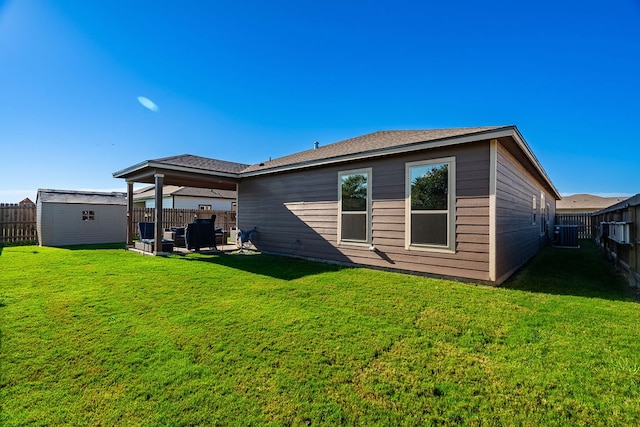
[113,125,560,284]
[557,194,627,214]
[133,185,236,211]
[36,189,127,247]
[19,197,35,205]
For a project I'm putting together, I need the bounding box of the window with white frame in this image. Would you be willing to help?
[540,192,546,234]
[406,158,455,252]
[199,204,212,210]
[338,169,371,243]
[532,196,537,225]
[546,202,550,233]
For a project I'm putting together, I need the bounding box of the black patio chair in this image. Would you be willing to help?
[136,222,174,253]
[186,217,218,251]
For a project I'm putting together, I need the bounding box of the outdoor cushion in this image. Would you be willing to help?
[137,222,174,252]
[185,218,217,251]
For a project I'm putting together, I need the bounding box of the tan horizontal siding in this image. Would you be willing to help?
[494,141,548,280]
[239,140,492,282]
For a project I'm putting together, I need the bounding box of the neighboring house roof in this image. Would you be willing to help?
[557,194,627,211]
[134,185,237,200]
[37,189,127,205]
[19,197,35,205]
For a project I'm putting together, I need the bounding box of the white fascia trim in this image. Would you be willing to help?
[510,129,561,199]
[489,139,497,282]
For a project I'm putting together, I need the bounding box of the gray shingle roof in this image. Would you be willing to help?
[153,154,249,174]
[241,126,506,174]
[557,194,627,210]
[37,189,127,205]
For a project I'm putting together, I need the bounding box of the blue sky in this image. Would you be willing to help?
[1,0,638,203]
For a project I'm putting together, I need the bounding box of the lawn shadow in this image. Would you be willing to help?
[501,240,637,302]
[175,251,346,281]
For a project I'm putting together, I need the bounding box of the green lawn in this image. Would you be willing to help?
[1,242,639,426]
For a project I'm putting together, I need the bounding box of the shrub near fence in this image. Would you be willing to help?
[0,204,38,244]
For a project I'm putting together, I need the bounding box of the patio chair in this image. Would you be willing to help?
[135,222,174,253]
[185,217,218,251]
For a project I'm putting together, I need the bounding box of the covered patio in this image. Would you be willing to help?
[113,154,248,255]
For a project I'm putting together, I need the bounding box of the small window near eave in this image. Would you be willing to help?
[82,210,95,221]
[540,192,546,234]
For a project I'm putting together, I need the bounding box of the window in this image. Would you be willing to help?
[82,210,95,221]
[338,169,371,243]
[406,158,455,252]
[532,196,537,225]
[545,202,550,232]
[199,204,212,210]
[540,192,546,234]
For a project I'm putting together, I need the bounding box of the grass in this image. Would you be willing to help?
[1,241,639,426]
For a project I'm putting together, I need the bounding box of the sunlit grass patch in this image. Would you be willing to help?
[1,242,638,425]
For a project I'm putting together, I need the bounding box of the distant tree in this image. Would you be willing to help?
[411,165,448,210]
[342,174,367,211]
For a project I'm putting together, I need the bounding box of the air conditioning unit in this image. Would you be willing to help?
[554,225,579,247]
[609,222,632,244]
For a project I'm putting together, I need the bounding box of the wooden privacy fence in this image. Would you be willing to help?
[555,213,594,239]
[0,205,236,244]
[0,204,37,243]
[131,208,236,239]
[591,194,640,288]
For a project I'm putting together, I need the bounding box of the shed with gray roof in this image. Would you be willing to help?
[36,189,127,247]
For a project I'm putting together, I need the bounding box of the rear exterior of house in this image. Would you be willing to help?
[238,128,558,284]
[112,125,558,283]
[37,189,127,247]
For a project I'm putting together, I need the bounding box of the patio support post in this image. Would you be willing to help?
[154,174,164,255]
[126,181,134,246]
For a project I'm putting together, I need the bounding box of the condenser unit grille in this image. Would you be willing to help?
[554,225,579,247]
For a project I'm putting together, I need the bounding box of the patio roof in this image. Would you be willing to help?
[112,154,249,191]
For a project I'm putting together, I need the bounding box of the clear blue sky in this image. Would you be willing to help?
[1,0,638,203]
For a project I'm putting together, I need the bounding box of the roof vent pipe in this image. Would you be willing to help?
[314,141,319,150]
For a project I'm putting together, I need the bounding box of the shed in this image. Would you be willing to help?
[36,189,127,247]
